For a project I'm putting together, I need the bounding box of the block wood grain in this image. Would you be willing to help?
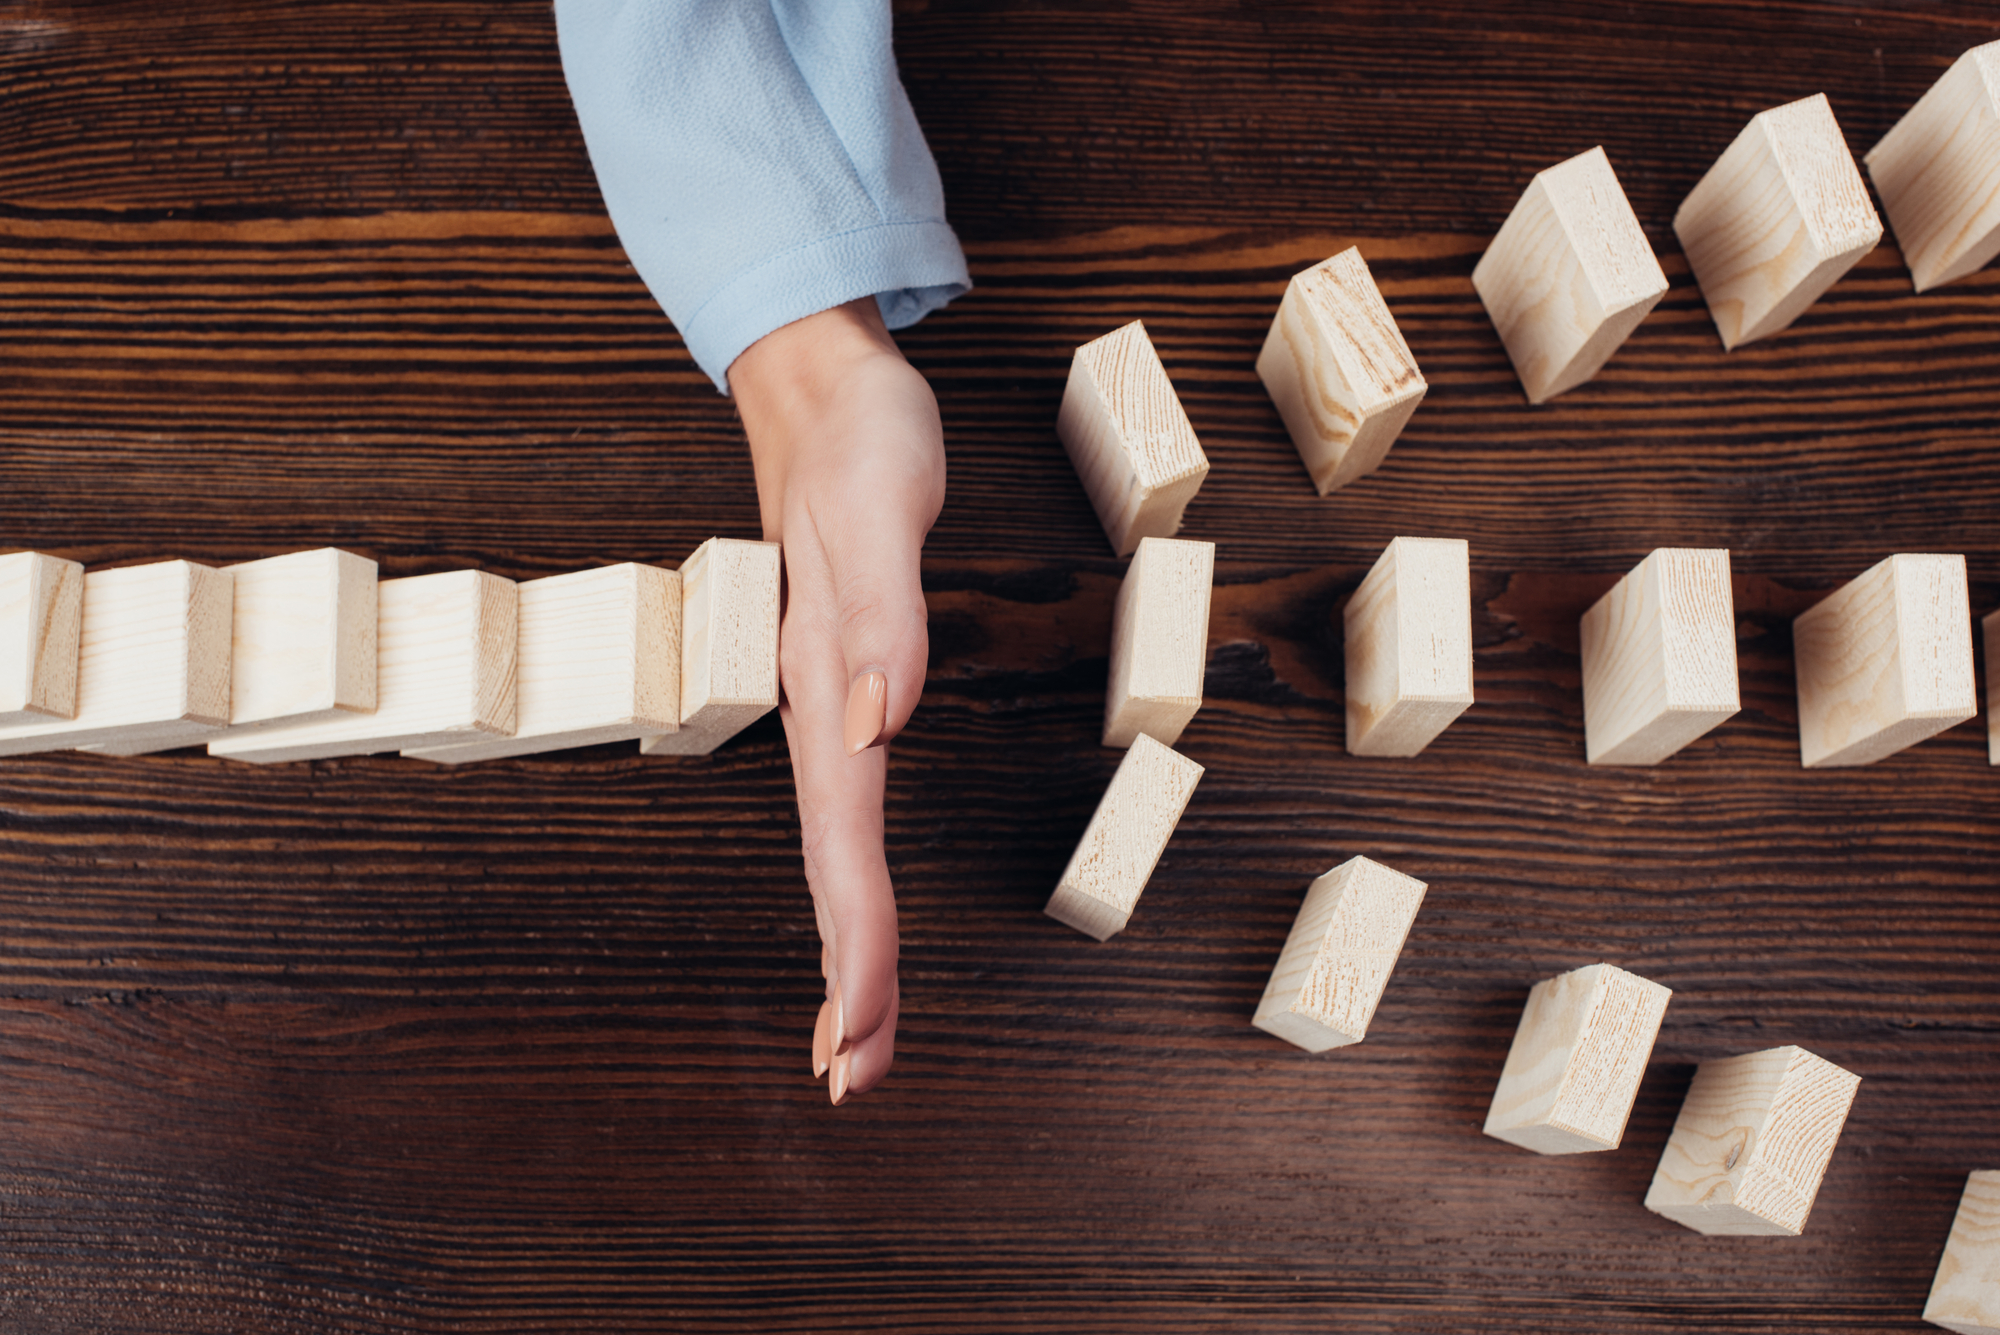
[1866,41,2000,293]
[1579,548,1740,766]
[1055,320,1210,556]
[638,538,779,758]
[1927,1171,2000,1335]
[1044,732,1203,941]
[1986,609,2000,767]
[1343,536,1473,757]
[1102,536,1214,749]
[1483,962,1672,1155]
[0,550,83,724]
[1250,855,1427,1053]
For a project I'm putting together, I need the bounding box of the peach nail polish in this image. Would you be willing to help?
[844,670,888,756]
[811,998,834,1079]
[829,1048,852,1106]
[831,981,850,1057]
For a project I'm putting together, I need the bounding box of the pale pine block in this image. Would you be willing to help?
[639,538,779,757]
[1676,94,1881,349]
[1985,610,2000,767]
[1925,1171,2000,1335]
[1794,554,1975,768]
[1255,247,1428,495]
[1472,147,1668,404]
[0,551,83,724]
[1250,856,1427,1053]
[1483,963,1672,1154]
[407,563,679,764]
[1045,732,1203,941]
[1056,320,1210,556]
[1581,548,1740,766]
[1866,43,2000,293]
[207,570,516,764]
[1344,536,1473,757]
[1103,536,1214,749]
[1644,1045,1860,1236]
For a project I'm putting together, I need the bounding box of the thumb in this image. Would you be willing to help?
[828,541,931,754]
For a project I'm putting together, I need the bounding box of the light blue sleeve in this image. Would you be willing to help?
[555,0,972,394]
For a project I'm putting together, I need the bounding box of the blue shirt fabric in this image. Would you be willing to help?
[556,0,971,393]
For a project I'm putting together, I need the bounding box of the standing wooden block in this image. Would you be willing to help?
[1483,963,1672,1155]
[208,570,516,764]
[1044,732,1203,941]
[1675,94,1881,349]
[1250,856,1427,1053]
[1344,536,1473,757]
[1866,42,2000,293]
[1580,548,1740,766]
[639,538,780,757]
[0,551,83,724]
[1103,536,1214,749]
[1926,1171,2000,1335]
[408,563,679,764]
[1056,320,1210,556]
[1644,1045,1860,1236]
[1984,610,2000,767]
[1255,248,1428,495]
[1794,554,1974,768]
[1472,147,1668,404]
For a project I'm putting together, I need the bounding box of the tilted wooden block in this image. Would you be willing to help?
[1103,536,1214,749]
[1045,732,1203,941]
[1256,247,1427,495]
[1580,548,1740,766]
[1250,855,1427,1053]
[639,538,779,757]
[1483,962,1672,1155]
[1794,554,1974,768]
[0,551,83,725]
[1644,1045,1861,1236]
[1344,536,1473,757]
[1867,42,2000,293]
[1985,610,2000,767]
[1676,93,1881,349]
[1056,320,1210,556]
[1473,147,1668,404]
[1926,1171,2000,1335]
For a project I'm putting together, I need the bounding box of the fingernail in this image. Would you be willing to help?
[811,998,834,1079]
[832,980,850,1057]
[829,1047,852,1106]
[844,670,888,756]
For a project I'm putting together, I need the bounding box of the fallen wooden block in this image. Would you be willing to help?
[1056,320,1210,556]
[1926,1170,2000,1335]
[1472,146,1668,404]
[1256,247,1427,495]
[1675,93,1881,349]
[1985,610,2000,768]
[1867,41,2000,293]
[1344,536,1473,757]
[1644,1044,1860,1236]
[639,538,780,757]
[1580,548,1740,766]
[0,551,83,725]
[1483,962,1672,1154]
[1044,732,1203,941]
[1250,855,1427,1052]
[1794,554,1975,768]
[1103,536,1214,749]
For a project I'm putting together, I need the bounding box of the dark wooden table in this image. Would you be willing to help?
[2,2,1997,1330]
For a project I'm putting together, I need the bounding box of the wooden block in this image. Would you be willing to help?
[1255,247,1428,495]
[1866,42,2000,293]
[1644,1045,1860,1236]
[407,563,678,764]
[1344,536,1473,757]
[1250,855,1427,1053]
[1926,1171,2000,1335]
[1103,536,1214,749]
[1472,147,1668,404]
[0,560,232,756]
[0,551,83,724]
[1985,609,2000,767]
[1056,320,1210,556]
[1483,962,1672,1154]
[207,569,516,764]
[1675,93,1881,349]
[1044,732,1203,941]
[1580,548,1740,766]
[639,538,779,757]
[1793,554,1975,768]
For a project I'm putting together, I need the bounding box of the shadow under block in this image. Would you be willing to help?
[1985,610,2000,766]
[0,551,83,724]
[1472,146,1668,404]
[1644,1045,1860,1237]
[1044,732,1203,941]
[1483,963,1672,1154]
[1926,1171,2000,1335]
[1675,93,1881,349]
[1580,548,1740,766]
[409,563,679,764]
[207,570,516,764]
[638,538,780,758]
[1866,42,2000,293]
[1056,320,1210,556]
[1250,856,1427,1053]
[1344,536,1473,757]
[1102,536,1214,748]
[1255,247,1427,495]
[1793,553,1975,768]
[0,560,232,756]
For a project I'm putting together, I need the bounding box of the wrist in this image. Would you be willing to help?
[729,297,904,441]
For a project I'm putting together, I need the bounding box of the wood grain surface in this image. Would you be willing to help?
[2,1,1999,1330]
